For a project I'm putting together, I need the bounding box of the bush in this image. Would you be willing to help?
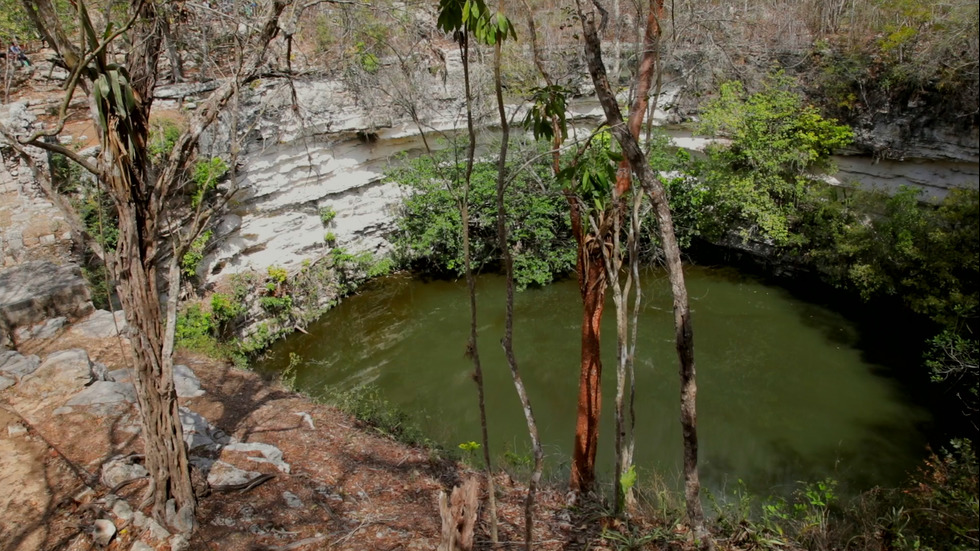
[181,230,212,278]
[175,303,220,355]
[191,157,228,207]
[388,140,575,289]
[696,73,853,248]
[319,206,337,225]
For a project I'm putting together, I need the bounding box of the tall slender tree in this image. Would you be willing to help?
[575,0,710,544]
[436,0,500,542]
[488,9,546,549]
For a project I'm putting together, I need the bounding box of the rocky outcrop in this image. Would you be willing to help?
[0,103,77,269]
[192,72,463,282]
[0,261,93,346]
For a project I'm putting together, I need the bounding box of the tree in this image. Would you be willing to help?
[575,0,710,544]
[486,6,547,549]
[9,0,289,530]
[436,0,500,542]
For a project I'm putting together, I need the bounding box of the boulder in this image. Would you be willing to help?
[179,407,230,451]
[174,364,204,398]
[20,348,93,394]
[70,310,129,339]
[0,348,41,380]
[0,262,93,343]
[222,441,290,474]
[13,316,67,341]
[101,455,149,489]
[205,460,262,488]
[66,381,137,406]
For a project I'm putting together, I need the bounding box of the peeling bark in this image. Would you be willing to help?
[569,208,606,492]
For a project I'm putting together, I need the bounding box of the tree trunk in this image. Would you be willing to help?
[457,28,499,545]
[569,204,607,492]
[437,478,480,551]
[603,192,643,516]
[160,6,185,83]
[614,0,664,197]
[577,2,710,545]
[494,40,543,551]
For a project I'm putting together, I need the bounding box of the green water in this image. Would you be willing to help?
[257,266,930,497]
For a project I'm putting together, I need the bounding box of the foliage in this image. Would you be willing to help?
[148,118,183,163]
[209,292,243,336]
[191,157,228,208]
[832,188,978,325]
[389,142,575,289]
[696,73,853,247]
[259,294,293,315]
[0,0,34,39]
[78,192,119,252]
[280,352,300,391]
[812,0,979,120]
[436,0,516,45]
[81,264,113,310]
[558,131,619,212]
[522,85,570,141]
[330,384,432,448]
[181,230,212,278]
[318,206,337,225]
[898,440,979,551]
[175,302,217,353]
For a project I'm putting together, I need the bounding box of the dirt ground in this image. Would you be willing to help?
[0,327,629,551]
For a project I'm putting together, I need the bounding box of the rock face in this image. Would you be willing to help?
[0,102,78,269]
[193,52,484,283]
[0,262,93,346]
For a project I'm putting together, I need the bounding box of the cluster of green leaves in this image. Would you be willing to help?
[318,206,337,225]
[437,0,516,45]
[0,0,34,40]
[191,157,228,208]
[828,187,979,415]
[558,131,619,212]
[699,440,978,551]
[897,439,979,550]
[180,230,212,278]
[695,74,853,248]
[148,118,183,162]
[175,303,219,354]
[830,188,978,326]
[681,72,977,422]
[174,288,247,357]
[388,142,575,289]
[523,85,570,141]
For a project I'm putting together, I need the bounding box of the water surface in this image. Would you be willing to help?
[258,266,930,497]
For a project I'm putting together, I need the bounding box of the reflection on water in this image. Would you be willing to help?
[257,266,931,497]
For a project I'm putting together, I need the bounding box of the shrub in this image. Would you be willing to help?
[191,157,228,207]
[388,140,575,289]
[319,206,337,225]
[696,73,853,248]
[181,230,212,278]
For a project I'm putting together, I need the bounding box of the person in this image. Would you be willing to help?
[9,43,30,67]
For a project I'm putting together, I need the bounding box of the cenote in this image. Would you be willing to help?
[256,265,933,498]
